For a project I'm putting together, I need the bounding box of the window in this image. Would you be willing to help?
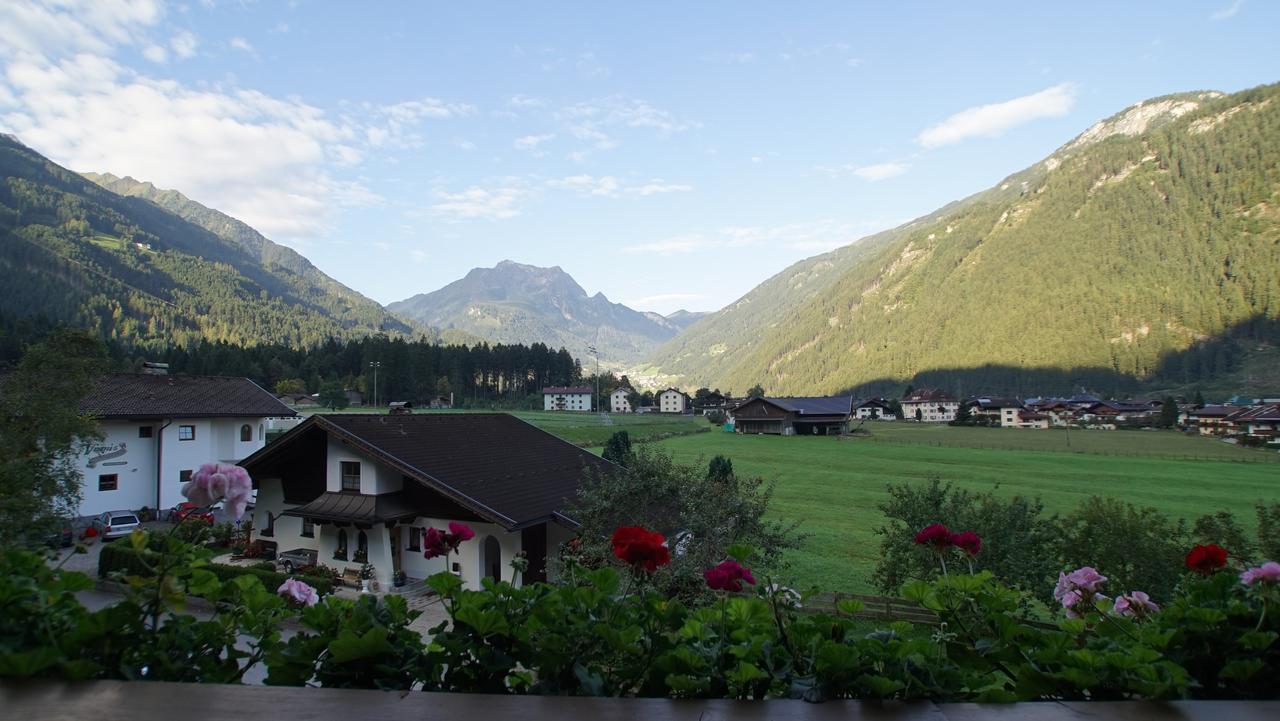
[98,474,118,492]
[301,518,314,538]
[179,469,192,484]
[138,425,153,438]
[335,529,348,560]
[178,425,195,441]
[408,527,421,551]
[240,424,252,442]
[355,531,368,563]
[261,512,275,537]
[258,424,264,441]
[340,461,361,492]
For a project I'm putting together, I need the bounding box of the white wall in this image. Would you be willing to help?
[544,392,592,412]
[158,417,269,510]
[250,478,318,555]
[74,421,157,517]
[610,391,632,413]
[659,391,687,413]
[325,440,402,495]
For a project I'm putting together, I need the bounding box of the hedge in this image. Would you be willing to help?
[98,542,335,597]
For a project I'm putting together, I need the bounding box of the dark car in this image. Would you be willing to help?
[45,524,74,548]
[172,502,215,525]
[276,548,318,574]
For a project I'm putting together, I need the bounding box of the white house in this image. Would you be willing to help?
[242,413,615,590]
[853,398,896,420]
[901,388,959,423]
[610,388,633,413]
[542,386,593,412]
[74,373,294,518]
[658,388,692,414]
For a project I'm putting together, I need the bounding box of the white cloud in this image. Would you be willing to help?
[142,44,168,63]
[918,83,1076,148]
[509,94,545,108]
[361,97,475,148]
[555,94,696,156]
[1211,1,1244,20]
[622,219,900,255]
[170,30,198,59]
[0,0,163,60]
[548,174,620,197]
[410,249,428,264]
[628,179,693,196]
[514,133,555,150]
[852,161,909,181]
[430,183,526,220]
[229,36,254,54]
[453,138,476,151]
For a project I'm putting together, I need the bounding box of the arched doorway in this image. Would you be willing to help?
[481,536,501,582]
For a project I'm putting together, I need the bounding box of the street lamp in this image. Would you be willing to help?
[369,361,381,410]
[587,344,600,413]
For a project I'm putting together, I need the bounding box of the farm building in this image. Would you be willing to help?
[731,396,853,436]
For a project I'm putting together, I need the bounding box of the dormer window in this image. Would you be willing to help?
[340,461,361,492]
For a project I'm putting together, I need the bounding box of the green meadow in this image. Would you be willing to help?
[649,429,1280,594]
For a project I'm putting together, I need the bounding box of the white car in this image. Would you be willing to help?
[97,510,142,540]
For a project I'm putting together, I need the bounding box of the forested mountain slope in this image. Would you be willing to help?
[645,84,1280,395]
[389,260,682,366]
[0,135,417,350]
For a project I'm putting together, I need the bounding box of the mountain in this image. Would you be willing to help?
[388,261,684,365]
[660,309,710,332]
[644,83,1280,396]
[0,134,418,349]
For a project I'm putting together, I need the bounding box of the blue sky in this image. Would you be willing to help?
[2,1,1278,314]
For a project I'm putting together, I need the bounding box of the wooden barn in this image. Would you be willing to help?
[731,396,854,436]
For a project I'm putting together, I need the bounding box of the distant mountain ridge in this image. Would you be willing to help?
[388,260,691,365]
[0,135,419,349]
[644,83,1280,396]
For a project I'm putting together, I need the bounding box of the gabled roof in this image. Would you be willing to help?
[853,397,891,409]
[240,413,617,530]
[903,388,955,403]
[737,396,853,416]
[542,386,593,394]
[80,373,295,420]
[969,396,1023,410]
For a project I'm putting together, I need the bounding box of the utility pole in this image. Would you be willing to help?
[587,344,600,412]
[369,361,381,410]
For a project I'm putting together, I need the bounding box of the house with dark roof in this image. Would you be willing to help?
[901,388,959,422]
[658,388,693,414]
[852,398,896,420]
[74,374,294,517]
[542,386,593,412]
[731,396,853,435]
[239,413,616,590]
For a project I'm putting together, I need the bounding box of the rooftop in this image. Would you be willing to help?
[80,373,295,420]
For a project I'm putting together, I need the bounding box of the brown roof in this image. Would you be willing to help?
[241,413,617,529]
[80,373,295,420]
[542,386,593,394]
[903,388,956,403]
[281,490,423,524]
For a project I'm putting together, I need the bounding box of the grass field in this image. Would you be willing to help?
[650,431,1280,595]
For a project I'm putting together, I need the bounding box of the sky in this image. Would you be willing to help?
[2,1,1278,315]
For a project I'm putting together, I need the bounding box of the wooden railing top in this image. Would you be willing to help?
[3,680,1278,721]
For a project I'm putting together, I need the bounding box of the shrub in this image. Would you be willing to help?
[1192,510,1255,560]
[601,430,635,467]
[873,478,1058,599]
[705,410,726,426]
[1258,502,1280,561]
[99,542,333,597]
[171,517,212,546]
[1055,497,1188,602]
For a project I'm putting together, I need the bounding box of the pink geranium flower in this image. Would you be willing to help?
[1114,591,1159,618]
[182,462,253,520]
[1054,567,1109,617]
[1240,561,1280,586]
[277,578,319,607]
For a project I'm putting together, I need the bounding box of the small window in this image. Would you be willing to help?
[240,424,252,442]
[178,425,195,441]
[301,518,314,538]
[355,531,368,563]
[340,461,361,492]
[179,469,192,484]
[258,424,264,441]
[408,527,421,551]
[138,425,153,438]
[335,529,348,560]
[261,512,275,537]
[98,474,118,492]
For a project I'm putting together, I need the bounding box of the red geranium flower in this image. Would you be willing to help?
[914,523,953,549]
[611,525,670,572]
[704,560,756,592]
[951,530,982,557]
[423,522,475,560]
[1185,544,1228,575]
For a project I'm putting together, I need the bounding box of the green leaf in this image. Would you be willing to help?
[128,529,148,553]
[900,580,932,603]
[1238,630,1278,652]
[728,661,768,686]
[1219,659,1264,682]
[836,599,865,616]
[857,673,904,697]
[187,569,219,597]
[328,627,393,663]
[726,543,754,563]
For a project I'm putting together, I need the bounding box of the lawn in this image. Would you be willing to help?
[649,431,1280,595]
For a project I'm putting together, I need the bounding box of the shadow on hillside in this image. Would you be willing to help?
[840,314,1279,398]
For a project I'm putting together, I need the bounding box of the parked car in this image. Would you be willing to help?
[96,511,142,540]
[276,548,318,574]
[172,501,214,525]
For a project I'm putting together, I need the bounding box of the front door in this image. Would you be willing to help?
[390,526,402,575]
[482,535,501,582]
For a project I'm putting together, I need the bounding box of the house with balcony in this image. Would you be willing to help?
[240,413,615,590]
[73,374,294,518]
[901,388,959,422]
[658,388,693,414]
[852,398,896,420]
[542,386,593,412]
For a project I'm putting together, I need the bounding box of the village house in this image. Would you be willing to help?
[1233,404,1280,441]
[1188,405,1238,435]
[693,390,737,416]
[901,388,959,422]
[963,397,1024,426]
[276,392,319,408]
[658,388,693,414]
[241,413,615,590]
[542,386,593,412]
[852,398,896,420]
[75,373,294,518]
[731,396,853,435]
[610,387,633,413]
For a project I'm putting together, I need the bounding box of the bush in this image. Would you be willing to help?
[705,410,726,426]
[601,430,635,467]
[100,542,333,597]
[172,517,212,546]
[1055,497,1188,602]
[873,478,1058,600]
[1192,510,1256,559]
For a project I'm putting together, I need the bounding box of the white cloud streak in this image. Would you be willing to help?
[1211,1,1244,20]
[430,183,527,220]
[917,83,1076,148]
